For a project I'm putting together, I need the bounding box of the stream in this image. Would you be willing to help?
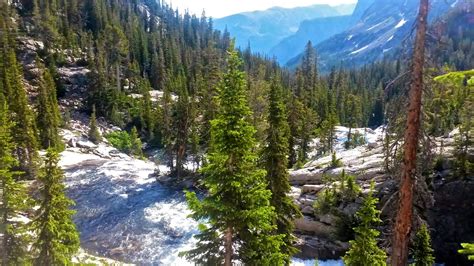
[60,148,342,265]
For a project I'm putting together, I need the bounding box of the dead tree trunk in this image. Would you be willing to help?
[392,0,429,265]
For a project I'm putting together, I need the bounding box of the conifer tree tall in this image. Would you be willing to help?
[184,48,286,265]
[34,149,80,265]
[88,105,102,144]
[160,84,174,169]
[130,126,143,158]
[343,183,387,266]
[36,61,63,150]
[0,99,32,265]
[173,75,190,178]
[412,224,435,266]
[0,11,39,177]
[262,77,302,262]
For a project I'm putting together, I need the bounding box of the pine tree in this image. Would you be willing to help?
[188,95,201,171]
[160,84,174,169]
[141,80,154,140]
[287,95,304,167]
[345,94,362,149]
[88,105,102,144]
[173,74,190,178]
[412,224,435,266]
[130,126,143,158]
[262,77,302,262]
[183,48,286,265]
[34,149,80,265]
[36,61,63,150]
[0,99,32,265]
[343,183,387,266]
[318,110,338,155]
[0,13,39,177]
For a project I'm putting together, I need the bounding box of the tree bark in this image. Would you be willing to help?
[224,226,233,266]
[392,0,429,265]
[2,181,8,265]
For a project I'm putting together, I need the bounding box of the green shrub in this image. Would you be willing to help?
[458,243,474,261]
[313,188,338,215]
[106,131,132,153]
[294,160,306,170]
[330,152,343,168]
[343,173,362,201]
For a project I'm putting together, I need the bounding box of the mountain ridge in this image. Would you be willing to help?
[269,0,375,64]
[214,3,355,55]
[286,0,462,71]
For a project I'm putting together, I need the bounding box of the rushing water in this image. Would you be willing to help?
[61,148,342,265]
[62,150,198,265]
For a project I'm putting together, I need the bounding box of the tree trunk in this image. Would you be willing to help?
[116,64,121,91]
[2,181,8,265]
[392,0,429,265]
[224,226,233,266]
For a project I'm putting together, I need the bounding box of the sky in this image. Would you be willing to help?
[164,0,358,18]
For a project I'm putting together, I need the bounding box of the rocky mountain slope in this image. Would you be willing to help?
[214,4,355,55]
[269,0,375,64]
[287,0,462,70]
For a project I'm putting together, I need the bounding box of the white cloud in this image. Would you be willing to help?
[165,0,357,18]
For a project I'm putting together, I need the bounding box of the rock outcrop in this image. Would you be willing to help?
[290,126,473,263]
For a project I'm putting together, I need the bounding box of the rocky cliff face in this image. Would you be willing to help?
[429,180,474,265]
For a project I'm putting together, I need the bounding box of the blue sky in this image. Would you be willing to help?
[165,0,357,18]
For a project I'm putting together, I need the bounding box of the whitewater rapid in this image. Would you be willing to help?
[61,147,198,265]
[60,144,343,265]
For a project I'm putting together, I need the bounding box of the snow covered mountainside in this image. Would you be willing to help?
[269,0,375,64]
[287,0,463,70]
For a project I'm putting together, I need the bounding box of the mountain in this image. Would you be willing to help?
[270,0,375,64]
[287,0,460,70]
[269,16,351,64]
[213,4,355,55]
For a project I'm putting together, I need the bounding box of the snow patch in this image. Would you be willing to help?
[350,45,369,55]
[367,20,385,31]
[395,18,407,29]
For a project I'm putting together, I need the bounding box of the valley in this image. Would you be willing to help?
[0,0,472,265]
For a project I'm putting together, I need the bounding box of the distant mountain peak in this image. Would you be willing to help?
[213,3,356,55]
[286,0,459,71]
